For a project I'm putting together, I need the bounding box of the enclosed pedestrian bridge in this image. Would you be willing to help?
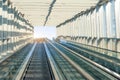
[0,0,120,80]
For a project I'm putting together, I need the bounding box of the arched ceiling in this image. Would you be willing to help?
[10,0,99,26]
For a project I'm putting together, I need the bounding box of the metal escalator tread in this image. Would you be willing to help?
[46,43,86,80]
[23,43,52,80]
[53,43,113,80]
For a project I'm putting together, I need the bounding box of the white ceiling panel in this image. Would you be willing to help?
[10,0,99,26]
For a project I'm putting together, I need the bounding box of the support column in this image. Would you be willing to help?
[115,0,120,52]
[102,4,108,49]
[0,0,2,56]
[11,6,14,51]
[106,0,117,51]
[2,0,8,55]
[7,1,11,53]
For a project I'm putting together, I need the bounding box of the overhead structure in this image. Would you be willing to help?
[43,0,56,26]
[56,0,109,27]
[10,0,99,26]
